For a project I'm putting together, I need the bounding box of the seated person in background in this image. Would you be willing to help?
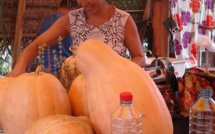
[195,35,215,52]
[36,0,78,74]
[7,0,145,77]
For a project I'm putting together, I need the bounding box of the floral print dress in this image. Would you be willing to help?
[171,0,215,68]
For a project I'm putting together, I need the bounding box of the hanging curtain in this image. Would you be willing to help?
[171,0,214,68]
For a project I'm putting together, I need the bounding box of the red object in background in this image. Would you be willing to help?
[189,0,200,13]
[179,68,215,112]
[173,14,183,32]
[206,15,215,27]
[190,44,198,59]
[207,15,212,22]
[212,80,215,89]
[199,78,210,87]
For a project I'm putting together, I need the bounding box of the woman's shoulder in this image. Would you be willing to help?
[68,7,85,21]
[113,6,130,16]
[69,7,84,15]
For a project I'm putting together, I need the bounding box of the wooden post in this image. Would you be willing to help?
[152,0,169,57]
[142,0,151,21]
[12,0,26,68]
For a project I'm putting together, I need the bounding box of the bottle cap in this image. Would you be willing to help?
[120,92,133,102]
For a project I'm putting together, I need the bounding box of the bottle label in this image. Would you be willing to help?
[193,99,205,110]
[193,99,215,110]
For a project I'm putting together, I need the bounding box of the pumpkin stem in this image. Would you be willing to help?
[69,44,78,56]
[35,65,43,75]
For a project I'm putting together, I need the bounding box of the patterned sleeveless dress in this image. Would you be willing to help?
[68,6,130,57]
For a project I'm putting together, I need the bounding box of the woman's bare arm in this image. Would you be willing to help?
[7,15,71,77]
[124,15,145,67]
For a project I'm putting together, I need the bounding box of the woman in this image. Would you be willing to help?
[34,0,77,74]
[195,35,215,52]
[7,0,145,77]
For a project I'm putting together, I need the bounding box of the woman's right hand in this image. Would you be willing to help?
[195,35,213,48]
[6,69,25,77]
[195,35,215,52]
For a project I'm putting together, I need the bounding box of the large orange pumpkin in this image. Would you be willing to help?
[2,66,72,134]
[69,39,173,134]
[0,77,14,129]
[25,115,94,134]
[69,74,88,116]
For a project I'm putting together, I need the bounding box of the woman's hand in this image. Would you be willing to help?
[195,35,215,52]
[195,35,213,48]
[6,67,26,77]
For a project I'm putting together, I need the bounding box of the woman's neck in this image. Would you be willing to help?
[85,5,114,26]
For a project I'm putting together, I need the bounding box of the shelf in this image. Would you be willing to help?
[125,9,144,13]
[0,34,37,38]
[198,24,215,30]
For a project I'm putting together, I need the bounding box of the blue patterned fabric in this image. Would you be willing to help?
[38,13,73,73]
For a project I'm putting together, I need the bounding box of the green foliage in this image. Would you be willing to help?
[0,40,12,76]
[0,1,13,76]
[0,57,11,76]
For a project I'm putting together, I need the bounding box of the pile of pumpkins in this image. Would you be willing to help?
[0,39,173,134]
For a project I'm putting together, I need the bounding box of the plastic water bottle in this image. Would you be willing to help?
[111,92,142,134]
[189,88,215,134]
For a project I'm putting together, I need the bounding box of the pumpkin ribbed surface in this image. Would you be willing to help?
[69,39,173,134]
[69,74,88,116]
[0,77,14,129]
[2,68,72,134]
[25,115,94,134]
